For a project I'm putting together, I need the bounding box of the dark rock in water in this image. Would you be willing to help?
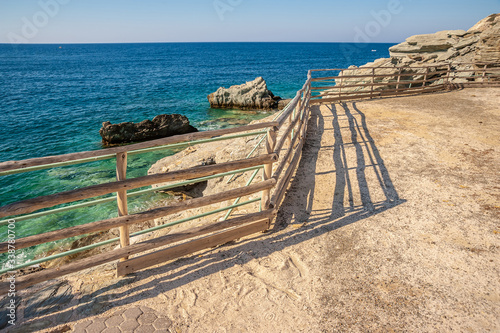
[99,114,198,146]
[207,77,284,110]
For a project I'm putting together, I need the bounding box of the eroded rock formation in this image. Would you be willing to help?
[333,14,499,93]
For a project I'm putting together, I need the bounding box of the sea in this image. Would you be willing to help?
[0,42,393,265]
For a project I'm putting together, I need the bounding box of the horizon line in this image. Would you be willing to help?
[0,41,400,45]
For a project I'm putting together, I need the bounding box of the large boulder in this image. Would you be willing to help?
[389,30,457,54]
[207,77,283,110]
[389,30,479,59]
[99,114,198,146]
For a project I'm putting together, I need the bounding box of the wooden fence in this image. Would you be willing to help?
[0,74,312,294]
[1,61,498,294]
[309,62,500,104]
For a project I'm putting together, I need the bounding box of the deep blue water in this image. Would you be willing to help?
[0,42,393,264]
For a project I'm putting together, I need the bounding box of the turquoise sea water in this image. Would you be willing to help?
[0,42,393,264]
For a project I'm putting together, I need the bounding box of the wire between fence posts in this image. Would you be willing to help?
[223,168,261,221]
[225,101,291,185]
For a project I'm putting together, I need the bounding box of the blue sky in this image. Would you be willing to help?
[0,0,498,43]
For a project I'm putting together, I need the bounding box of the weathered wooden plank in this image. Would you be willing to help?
[117,219,270,276]
[0,154,277,219]
[309,65,451,72]
[0,179,276,253]
[377,85,445,96]
[461,82,500,87]
[451,68,500,73]
[0,122,278,173]
[311,76,444,91]
[311,73,431,81]
[0,210,275,294]
[310,85,446,104]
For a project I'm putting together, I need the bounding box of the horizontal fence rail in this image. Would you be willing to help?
[0,153,277,219]
[309,62,500,104]
[0,122,279,176]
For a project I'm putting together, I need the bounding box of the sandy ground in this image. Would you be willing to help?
[10,88,500,332]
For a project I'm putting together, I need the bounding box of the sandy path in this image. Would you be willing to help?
[23,88,500,332]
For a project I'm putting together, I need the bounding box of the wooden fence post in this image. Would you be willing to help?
[291,95,301,142]
[446,64,452,86]
[423,67,429,87]
[396,67,402,94]
[261,128,277,211]
[370,68,375,98]
[339,73,343,98]
[116,152,130,261]
[286,111,293,147]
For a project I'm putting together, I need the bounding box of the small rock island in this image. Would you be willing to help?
[207,77,291,110]
[99,114,198,146]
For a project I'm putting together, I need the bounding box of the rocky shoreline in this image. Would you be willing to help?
[334,13,499,92]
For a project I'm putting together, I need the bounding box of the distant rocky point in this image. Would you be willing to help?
[99,114,198,146]
[389,13,499,64]
[335,14,499,92]
[208,77,291,110]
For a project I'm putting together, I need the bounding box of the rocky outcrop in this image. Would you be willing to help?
[389,30,473,57]
[331,14,499,94]
[472,15,500,64]
[388,14,500,65]
[99,114,198,146]
[208,77,286,110]
[468,13,500,33]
